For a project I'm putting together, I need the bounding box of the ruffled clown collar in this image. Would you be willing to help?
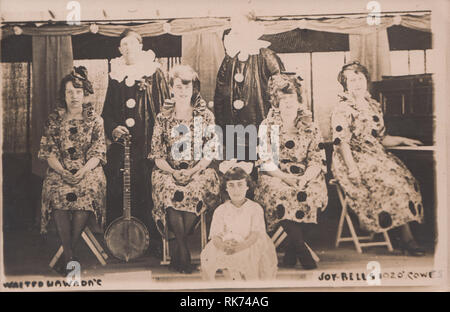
[109,49,161,84]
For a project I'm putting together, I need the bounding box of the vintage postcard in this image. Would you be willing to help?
[0,0,448,292]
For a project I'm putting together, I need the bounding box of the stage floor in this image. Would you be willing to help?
[2,227,437,288]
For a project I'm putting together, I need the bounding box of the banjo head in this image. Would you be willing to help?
[105,217,150,262]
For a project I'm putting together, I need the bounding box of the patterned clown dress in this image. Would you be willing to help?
[148,100,221,238]
[254,109,328,232]
[38,104,107,234]
[331,92,423,233]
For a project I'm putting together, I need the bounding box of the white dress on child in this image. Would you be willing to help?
[201,199,278,280]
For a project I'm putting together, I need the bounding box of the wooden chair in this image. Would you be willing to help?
[329,179,393,253]
[160,209,207,265]
[49,227,108,268]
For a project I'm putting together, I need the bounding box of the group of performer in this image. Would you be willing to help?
[38,12,426,280]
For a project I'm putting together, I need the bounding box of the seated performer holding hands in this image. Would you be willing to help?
[149,65,221,274]
[254,73,328,270]
[39,67,107,275]
[201,160,278,281]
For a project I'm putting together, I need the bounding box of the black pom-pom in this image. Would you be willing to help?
[290,165,300,174]
[284,140,295,149]
[333,138,341,145]
[174,190,184,202]
[297,191,307,202]
[336,125,343,132]
[378,211,392,229]
[295,210,305,220]
[69,169,78,175]
[66,193,77,202]
[179,162,189,170]
[318,143,325,150]
[276,204,285,219]
[373,115,380,122]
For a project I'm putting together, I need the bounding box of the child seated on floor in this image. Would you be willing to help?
[200,160,278,281]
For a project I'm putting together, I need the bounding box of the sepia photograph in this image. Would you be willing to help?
[0,0,448,292]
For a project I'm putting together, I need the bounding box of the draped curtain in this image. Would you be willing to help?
[181,31,225,103]
[31,35,73,177]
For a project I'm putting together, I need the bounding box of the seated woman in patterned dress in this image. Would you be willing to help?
[331,61,425,256]
[38,67,107,275]
[254,73,328,270]
[149,65,221,273]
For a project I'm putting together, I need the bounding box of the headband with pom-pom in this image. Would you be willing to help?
[219,159,253,175]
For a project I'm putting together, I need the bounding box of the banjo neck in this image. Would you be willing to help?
[123,134,131,220]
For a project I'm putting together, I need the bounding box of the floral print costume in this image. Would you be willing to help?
[331,92,423,233]
[254,108,328,232]
[38,103,107,234]
[148,99,221,238]
[201,200,278,280]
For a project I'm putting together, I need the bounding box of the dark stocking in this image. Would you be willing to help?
[167,208,190,271]
[71,211,90,256]
[280,220,316,269]
[53,210,72,263]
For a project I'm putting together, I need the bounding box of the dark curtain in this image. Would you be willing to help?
[31,35,73,177]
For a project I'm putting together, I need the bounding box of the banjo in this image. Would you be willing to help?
[105,134,150,262]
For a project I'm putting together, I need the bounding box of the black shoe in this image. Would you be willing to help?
[280,249,297,268]
[399,240,425,257]
[297,243,317,270]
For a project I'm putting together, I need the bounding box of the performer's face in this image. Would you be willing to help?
[278,92,299,115]
[119,35,143,65]
[171,78,193,105]
[344,70,368,97]
[226,179,248,203]
[65,81,84,110]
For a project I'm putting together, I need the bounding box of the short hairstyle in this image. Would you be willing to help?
[59,66,93,109]
[168,64,201,105]
[337,61,370,91]
[119,28,143,45]
[268,73,304,108]
[220,167,255,200]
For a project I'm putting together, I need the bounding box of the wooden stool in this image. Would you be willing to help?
[330,179,393,253]
[49,227,108,268]
[271,226,320,262]
[160,210,207,265]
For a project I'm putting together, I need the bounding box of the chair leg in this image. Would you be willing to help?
[84,227,108,260]
[383,231,394,252]
[81,231,107,266]
[160,224,171,265]
[49,246,64,268]
[201,212,207,250]
[305,243,320,263]
[335,202,347,248]
[345,213,363,253]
